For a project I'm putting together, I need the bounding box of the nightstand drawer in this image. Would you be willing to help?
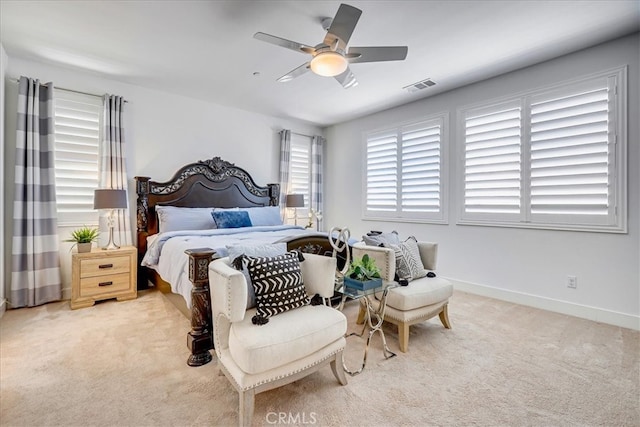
[80,256,130,278]
[79,272,131,297]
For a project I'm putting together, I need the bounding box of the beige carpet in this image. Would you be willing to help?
[1,289,638,427]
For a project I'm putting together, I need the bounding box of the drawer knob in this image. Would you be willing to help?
[98,281,113,287]
[98,263,114,269]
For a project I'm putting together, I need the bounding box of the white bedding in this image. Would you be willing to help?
[141,225,320,308]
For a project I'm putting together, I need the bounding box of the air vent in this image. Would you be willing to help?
[403,78,436,93]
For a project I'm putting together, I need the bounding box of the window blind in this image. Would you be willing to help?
[458,67,625,232]
[54,90,102,226]
[463,102,522,216]
[365,116,445,222]
[366,130,398,212]
[401,122,441,213]
[289,133,311,217]
[529,86,611,218]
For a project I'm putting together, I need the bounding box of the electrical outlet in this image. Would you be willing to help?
[567,275,577,289]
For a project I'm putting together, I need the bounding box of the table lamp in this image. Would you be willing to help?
[94,189,127,250]
[286,194,305,226]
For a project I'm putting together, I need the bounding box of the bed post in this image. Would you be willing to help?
[135,176,150,289]
[185,248,218,366]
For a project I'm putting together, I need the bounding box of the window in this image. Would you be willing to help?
[288,133,311,220]
[364,115,447,223]
[458,67,627,232]
[54,90,102,226]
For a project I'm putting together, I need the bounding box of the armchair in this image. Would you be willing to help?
[208,253,348,427]
[352,240,453,353]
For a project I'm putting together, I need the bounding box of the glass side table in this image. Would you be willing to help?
[336,280,398,376]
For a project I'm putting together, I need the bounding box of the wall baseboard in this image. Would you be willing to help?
[62,286,72,301]
[0,298,6,319]
[449,278,640,331]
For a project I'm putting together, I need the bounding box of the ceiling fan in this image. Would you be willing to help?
[254,3,408,89]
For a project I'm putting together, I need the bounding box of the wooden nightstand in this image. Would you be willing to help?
[71,246,137,309]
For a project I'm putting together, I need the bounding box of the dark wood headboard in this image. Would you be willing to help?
[135,156,279,285]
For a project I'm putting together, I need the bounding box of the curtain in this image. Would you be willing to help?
[278,129,291,219]
[310,135,325,231]
[10,76,62,307]
[99,95,132,247]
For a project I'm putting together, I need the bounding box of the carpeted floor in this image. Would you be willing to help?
[1,289,638,427]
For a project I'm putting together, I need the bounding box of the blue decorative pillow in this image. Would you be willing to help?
[211,210,252,229]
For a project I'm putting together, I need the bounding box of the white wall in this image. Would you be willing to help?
[324,34,640,329]
[0,44,7,317]
[3,57,321,302]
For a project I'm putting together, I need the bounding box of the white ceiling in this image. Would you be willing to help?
[1,1,639,127]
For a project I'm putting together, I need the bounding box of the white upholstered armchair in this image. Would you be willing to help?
[352,240,453,353]
[208,253,348,427]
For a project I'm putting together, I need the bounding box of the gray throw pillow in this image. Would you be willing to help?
[386,236,427,281]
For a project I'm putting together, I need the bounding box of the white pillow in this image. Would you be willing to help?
[243,206,283,226]
[156,206,217,233]
[226,243,287,309]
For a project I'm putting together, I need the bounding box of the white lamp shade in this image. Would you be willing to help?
[310,51,348,77]
[94,189,127,210]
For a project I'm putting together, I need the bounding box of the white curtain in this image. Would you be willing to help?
[278,129,291,219]
[11,77,62,307]
[99,95,132,247]
[310,135,324,230]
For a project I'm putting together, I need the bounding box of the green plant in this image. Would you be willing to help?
[65,226,100,244]
[346,254,381,281]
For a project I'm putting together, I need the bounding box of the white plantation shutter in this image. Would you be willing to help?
[401,121,441,213]
[366,130,397,213]
[54,90,102,225]
[289,133,311,219]
[463,101,522,219]
[458,67,625,232]
[529,79,614,225]
[365,116,446,222]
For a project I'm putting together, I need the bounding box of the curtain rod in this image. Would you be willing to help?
[279,129,313,138]
[11,78,128,103]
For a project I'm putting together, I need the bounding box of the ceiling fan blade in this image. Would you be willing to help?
[277,63,311,83]
[347,46,408,63]
[323,4,362,47]
[334,67,358,89]
[254,32,315,54]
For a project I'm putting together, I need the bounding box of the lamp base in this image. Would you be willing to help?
[101,225,120,251]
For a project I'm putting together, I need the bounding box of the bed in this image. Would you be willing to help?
[135,157,347,366]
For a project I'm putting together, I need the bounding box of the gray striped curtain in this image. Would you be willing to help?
[310,135,324,230]
[278,129,291,219]
[11,77,62,307]
[99,95,132,247]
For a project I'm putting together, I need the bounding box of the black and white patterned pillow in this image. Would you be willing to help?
[246,251,309,325]
[386,236,427,282]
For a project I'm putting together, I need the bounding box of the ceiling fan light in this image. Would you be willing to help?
[310,51,348,77]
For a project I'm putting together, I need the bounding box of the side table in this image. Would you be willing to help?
[337,281,398,376]
[70,246,137,309]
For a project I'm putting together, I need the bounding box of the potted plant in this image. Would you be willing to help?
[66,226,100,253]
[344,254,383,291]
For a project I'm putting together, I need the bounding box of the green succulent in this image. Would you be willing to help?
[65,226,100,243]
[346,254,381,281]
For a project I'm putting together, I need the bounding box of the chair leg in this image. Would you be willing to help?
[330,350,348,385]
[356,304,366,325]
[398,322,410,353]
[439,304,452,329]
[238,389,255,427]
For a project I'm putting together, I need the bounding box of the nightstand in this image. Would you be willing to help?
[71,246,137,309]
